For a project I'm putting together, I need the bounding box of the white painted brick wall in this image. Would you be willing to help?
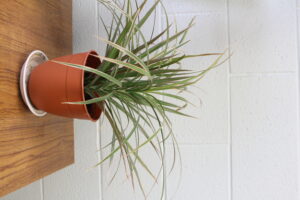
[166,144,229,200]
[2,0,300,200]
[229,0,298,73]
[231,75,298,200]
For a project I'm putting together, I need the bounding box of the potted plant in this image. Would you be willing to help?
[23,0,225,198]
[28,50,102,121]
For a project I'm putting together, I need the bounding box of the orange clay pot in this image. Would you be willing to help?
[28,51,102,121]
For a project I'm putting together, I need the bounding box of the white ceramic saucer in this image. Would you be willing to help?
[20,50,48,117]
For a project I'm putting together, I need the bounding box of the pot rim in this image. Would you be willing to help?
[80,50,101,121]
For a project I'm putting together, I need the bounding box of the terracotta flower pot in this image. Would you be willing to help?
[28,51,102,121]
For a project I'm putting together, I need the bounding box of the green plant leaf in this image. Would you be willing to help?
[98,37,152,78]
[62,92,113,105]
[53,61,122,87]
[97,55,151,77]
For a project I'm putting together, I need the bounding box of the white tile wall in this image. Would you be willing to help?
[43,120,101,200]
[229,0,298,73]
[164,13,229,144]
[3,0,300,200]
[231,75,298,200]
[166,144,229,200]
[164,0,226,14]
[100,135,165,200]
[1,181,41,200]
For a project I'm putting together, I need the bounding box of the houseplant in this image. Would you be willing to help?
[28,51,102,121]
[26,0,225,198]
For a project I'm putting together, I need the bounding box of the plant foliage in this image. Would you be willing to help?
[60,0,225,198]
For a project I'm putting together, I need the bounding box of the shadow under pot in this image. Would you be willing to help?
[28,51,102,121]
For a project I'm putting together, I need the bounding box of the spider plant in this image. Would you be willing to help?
[58,0,225,198]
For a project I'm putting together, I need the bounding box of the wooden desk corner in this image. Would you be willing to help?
[0,0,74,197]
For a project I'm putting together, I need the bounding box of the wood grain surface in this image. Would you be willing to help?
[0,0,73,197]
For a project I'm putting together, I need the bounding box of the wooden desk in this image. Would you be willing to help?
[0,0,74,197]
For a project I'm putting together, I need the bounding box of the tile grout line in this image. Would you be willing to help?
[157,3,168,199]
[96,120,104,200]
[295,1,300,199]
[163,142,230,146]
[226,0,233,200]
[40,179,44,200]
[230,71,297,77]
[163,11,226,17]
[159,3,168,199]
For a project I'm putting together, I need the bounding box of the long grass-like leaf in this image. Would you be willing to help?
[53,61,122,87]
